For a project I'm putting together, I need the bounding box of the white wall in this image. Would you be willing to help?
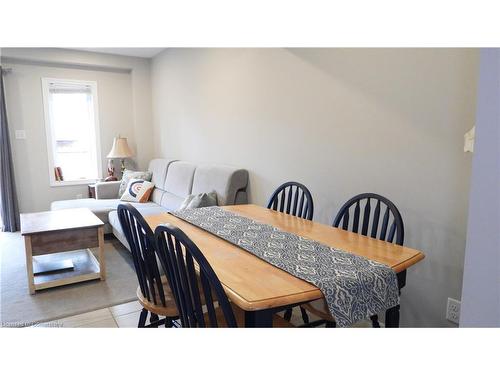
[1,48,153,212]
[460,49,500,327]
[151,48,479,327]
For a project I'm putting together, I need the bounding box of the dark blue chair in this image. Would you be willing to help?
[267,181,314,323]
[333,193,404,245]
[154,223,238,327]
[117,203,178,327]
[303,193,405,328]
[267,181,314,220]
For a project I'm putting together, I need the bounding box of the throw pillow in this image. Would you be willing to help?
[179,192,218,210]
[120,179,155,203]
[118,169,152,197]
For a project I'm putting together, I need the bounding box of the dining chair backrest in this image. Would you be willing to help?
[332,193,404,245]
[154,224,237,328]
[267,181,314,220]
[117,203,168,307]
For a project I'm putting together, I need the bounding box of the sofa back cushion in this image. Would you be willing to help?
[160,191,186,211]
[148,158,175,188]
[145,159,249,210]
[148,158,177,205]
[164,161,197,197]
[191,165,249,206]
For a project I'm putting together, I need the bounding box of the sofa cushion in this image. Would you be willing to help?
[108,204,169,240]
[148,158,177,189]
[164,161,196,198]
[150,187,165,205]
[191,165,249,206]
[160,191,185,211]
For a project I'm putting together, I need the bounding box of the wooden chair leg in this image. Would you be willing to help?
[325,321,336,328]
[370,314,380,328]
[138,308,148,328]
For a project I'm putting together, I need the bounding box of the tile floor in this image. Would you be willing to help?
[29,300,143,328]
[29,301,371,328]
[28,300,325,328]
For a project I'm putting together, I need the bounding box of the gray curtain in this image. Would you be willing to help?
[0,66,20,232]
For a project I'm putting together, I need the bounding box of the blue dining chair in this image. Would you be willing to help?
[154,223,237,327]
[267,181,314,220]
[267,181,315,324]
[117,203,179,327]
[303,193,405,328]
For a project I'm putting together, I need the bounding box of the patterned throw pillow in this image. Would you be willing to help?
[118,169,152,197]
[179,192,218,210]
[120,179,155,203]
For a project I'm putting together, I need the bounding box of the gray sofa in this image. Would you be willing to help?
[51,159,249,248]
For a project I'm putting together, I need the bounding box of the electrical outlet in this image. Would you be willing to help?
[446,297,461,324]
[76,194,83,199]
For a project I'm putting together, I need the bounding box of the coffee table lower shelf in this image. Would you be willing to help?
[32,249,102,292]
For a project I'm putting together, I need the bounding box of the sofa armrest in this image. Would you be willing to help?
[95,181,121,199]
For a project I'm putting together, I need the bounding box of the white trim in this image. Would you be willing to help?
[50,179,98,187]
[41,77,103,187]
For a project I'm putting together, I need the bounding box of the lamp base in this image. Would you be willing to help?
[120,159,126,175]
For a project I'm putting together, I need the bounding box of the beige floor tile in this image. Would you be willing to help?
[27,321,65,328]
[114,310,142,328]
[57,308,114,328]
[109,300,142,317]
[78,317,118,328]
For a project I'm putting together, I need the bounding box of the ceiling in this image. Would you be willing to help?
[70,48,165,58]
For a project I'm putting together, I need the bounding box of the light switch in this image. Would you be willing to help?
[15,130,26,139]
[464,126,475,153]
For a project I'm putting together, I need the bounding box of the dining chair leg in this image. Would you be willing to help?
[283,308,293,321]
[138,308,148,328]
[165,318,174,328]
[370,314,380,328]
[300,307,310,324]
[325,321,336,328]
[149,313,160,327]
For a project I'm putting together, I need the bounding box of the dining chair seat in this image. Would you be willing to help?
[137,274,222,318]
[136,276,178,317]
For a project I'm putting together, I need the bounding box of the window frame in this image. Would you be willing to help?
[41,77,102,187]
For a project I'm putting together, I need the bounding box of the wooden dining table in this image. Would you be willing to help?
[145,204,425,328]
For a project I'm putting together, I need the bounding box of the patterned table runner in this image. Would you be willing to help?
[170,206,400,327]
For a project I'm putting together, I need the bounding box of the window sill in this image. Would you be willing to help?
[50,179,98,187]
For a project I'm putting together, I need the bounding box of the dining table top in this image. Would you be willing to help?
[145,204,425,312]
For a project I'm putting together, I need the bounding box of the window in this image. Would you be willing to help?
[42,78,101,186]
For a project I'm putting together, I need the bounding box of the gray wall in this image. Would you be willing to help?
[1,48,153,213]
[151,48,479,327]
[460,49,500,327]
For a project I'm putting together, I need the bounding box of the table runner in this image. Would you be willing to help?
[170,206,400,327]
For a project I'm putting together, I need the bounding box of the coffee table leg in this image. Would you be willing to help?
[98,227,106,280]
[24,236,35,294]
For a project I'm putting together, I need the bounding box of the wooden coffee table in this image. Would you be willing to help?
[20,208,105,294]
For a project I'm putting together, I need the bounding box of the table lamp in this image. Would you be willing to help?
[107,136,134,176]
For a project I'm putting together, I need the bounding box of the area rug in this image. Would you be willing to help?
[0,232,138,327]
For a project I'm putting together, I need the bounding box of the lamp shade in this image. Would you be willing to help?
[107,137,134,159]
